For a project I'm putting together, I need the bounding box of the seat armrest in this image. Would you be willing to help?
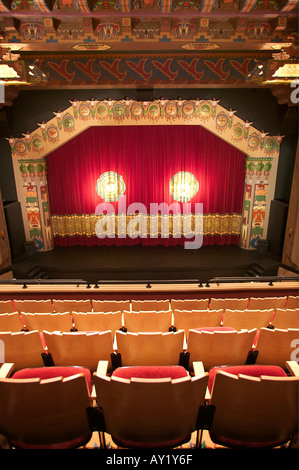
[96,360,109,377]
[0,363,15,378]
[91,361,109,401]
[286,361,299,376]
[193,361,205,376]
[193,361,211,400]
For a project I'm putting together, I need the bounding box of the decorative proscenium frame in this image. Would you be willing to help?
[8,98,281,252]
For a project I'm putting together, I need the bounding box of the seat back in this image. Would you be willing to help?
[131,300,170,312]
[0,374,92,446]
[173,309,223,337]
[248,296,287,310]
[209,371,299,447]
[72,311,122,334]
[93,372,209,445]
[285,296,299,309]
[115,330,185,366]
[123,310,173,332]
[0,331,45,371]
[272,309,299,329]
[52,299,91,313]
[22,312,73,332]
[187,329,257,371]
[92,300,130,313]
[170,299,209,311]
[14,299,54,314]
[209,298,249,311]
[0,301,16,314]
[0,313,24,332]
[43,330,114,371]
[222,309,273,331]
[254,328,299,368]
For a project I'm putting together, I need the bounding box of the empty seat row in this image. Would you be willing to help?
[0,295,297,314]
[1,359,298,450]
[1,307,298,334]
[0,327,298,374]
[1,325,299,450]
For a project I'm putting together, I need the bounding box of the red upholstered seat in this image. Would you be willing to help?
[111,434,191,449]
[209,433,289,450]
[12,366,92,394]
[208,364,287,392]
[111,365,190,448]
[3,371,93,449]
[10,434,92,450]
[112,365,188,380]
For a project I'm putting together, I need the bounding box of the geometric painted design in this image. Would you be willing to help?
[22,53,273,87]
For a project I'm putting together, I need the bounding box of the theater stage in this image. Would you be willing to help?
[11,244,284,284]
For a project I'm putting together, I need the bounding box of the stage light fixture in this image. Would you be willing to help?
[169,171,199,202]
[96,171,126,201]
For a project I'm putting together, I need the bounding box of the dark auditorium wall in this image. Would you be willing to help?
[0,87,297,259]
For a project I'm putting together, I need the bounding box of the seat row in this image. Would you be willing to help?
[1,307,298,334]
[0,329,298,449]
[0,327,298,374]
[0,295,298,314]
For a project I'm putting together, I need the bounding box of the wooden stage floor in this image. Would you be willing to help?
[11,244,284,284]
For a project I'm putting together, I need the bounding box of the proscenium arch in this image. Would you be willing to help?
[9,98,282,251]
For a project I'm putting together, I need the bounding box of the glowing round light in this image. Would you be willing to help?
[169,171,199,202]
[96,171,126,201]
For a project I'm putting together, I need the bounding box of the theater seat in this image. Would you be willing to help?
[187,329,257,372]
[21,312,73,332]
[207,364,288,393]
[91,300,130,313]
[113,330,185,368]
[43,330,114,373]
[52,299,91,313]
[112,365,189,380]
[131,300,170,312]
[173,310,224,338]
[92,370,209,449]
[285,296,299,309]
[122,310,173,332]
[0,313,24,332]
[72,311,123,334]
[170,299,210,311]
[209,298,249,311]
[12,366,93,395]
[271,308,299,329]
[222,309,274,331]
[0,374,93,449]
[206,370,299,449]
[248,296,287,310]
[254,327,299,369]
[14,299,54,314]
[0,301,16,314]
[0,331,46,371]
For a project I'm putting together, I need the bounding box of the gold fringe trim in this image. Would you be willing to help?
[51,213,242,238]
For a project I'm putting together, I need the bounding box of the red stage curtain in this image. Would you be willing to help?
[47,125,245,247]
